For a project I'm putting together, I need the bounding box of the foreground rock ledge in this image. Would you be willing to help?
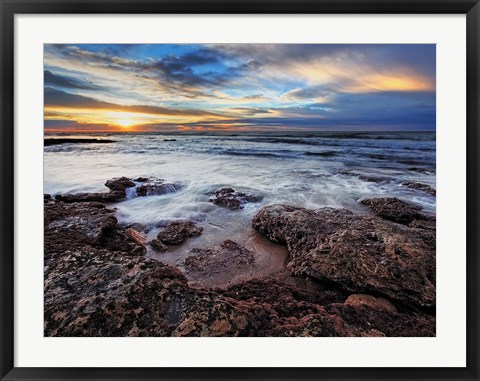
[44,200,435,336]
[252,203,435,308]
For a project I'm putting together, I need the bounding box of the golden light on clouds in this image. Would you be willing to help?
[44,44,436,132]
[44,106,232,129]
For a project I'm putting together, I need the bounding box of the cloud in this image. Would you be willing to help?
[44,70,100,90]
[44,44,436,132]
[44,87,225,118]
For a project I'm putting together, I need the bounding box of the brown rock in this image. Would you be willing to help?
[252,204,435,307]
[150,238,169,252]
[185,240,255,286]
[360,197,433,225]
[45,201,145,257]
[209,188,261,210]
[156,221,203,245]
[344,294,397,313]
[125,228,147,247]
[55,191,126,203]
[105,177,135,192]
[338,170,389,183]
[401,181,436,196]
[135,177,182,196]
[44,201,435,337]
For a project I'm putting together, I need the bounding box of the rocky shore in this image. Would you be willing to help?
[44,177,436,337]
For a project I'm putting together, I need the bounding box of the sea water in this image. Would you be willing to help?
[44,131,436,285]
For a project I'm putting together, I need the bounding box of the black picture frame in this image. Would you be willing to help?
[1,1,479,380]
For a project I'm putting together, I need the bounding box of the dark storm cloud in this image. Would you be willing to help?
[44,70,100,90]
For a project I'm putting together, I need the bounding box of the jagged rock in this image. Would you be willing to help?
[45,201,145,257]
[156,221,203,245]
[55,191,125,203]
[185,240,255,286]
[125,228,147,247]
[252,204,435,307]
[44,200,435,337]
[105,177,135,192]
[401,181,436,196]
[209,188,261,210]
[150,238,169,252]
[360,197,432,225]
[135,177,182,196]
[324,302,435,337]
[344,294,397,313]
[53,176,182,203]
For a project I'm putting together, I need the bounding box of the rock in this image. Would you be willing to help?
[401,181,436,196]
[45,201,146,256]
[252,204,435,307]
[55,191,125,203]
[124,222,146,232]
[105,177,135,192]
[185,240,255,286]
[44,138,116,146]
[53,176,182,204]
[408,167,434,175]
[135,177,182,196]
[125,228,147,247]
[360,197,432,225]
[339,170,389,183]
[150,238,169,252]
[209,188,261,210]
[44,211,435,337]
[344,294,397,313]
[156,221,203,246]
[164,139,177,142]
[325,302,435,337]
[44,200,435,337]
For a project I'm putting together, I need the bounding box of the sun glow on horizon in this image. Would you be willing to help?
[44,44,436,132]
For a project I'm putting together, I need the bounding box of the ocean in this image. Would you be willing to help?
[44,131,436,285]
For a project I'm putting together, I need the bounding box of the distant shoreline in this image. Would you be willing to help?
[44,138,116,146]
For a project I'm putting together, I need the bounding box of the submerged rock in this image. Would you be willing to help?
[252,204,435,307]
[401,181,436,196]
[150,238,169,252]
[55,176,182,203]
[135,177,182,196]
[150,221,203,252]
[157,221,203,245]
[185,240,255,286]
[360,197,433,225]
[338,170,389,183]
[210,188,261,210]
[408,167,434,175]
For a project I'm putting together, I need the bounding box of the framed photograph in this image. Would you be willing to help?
[1,0,479,380]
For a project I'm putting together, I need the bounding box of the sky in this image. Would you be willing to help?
[44,44,436,133]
